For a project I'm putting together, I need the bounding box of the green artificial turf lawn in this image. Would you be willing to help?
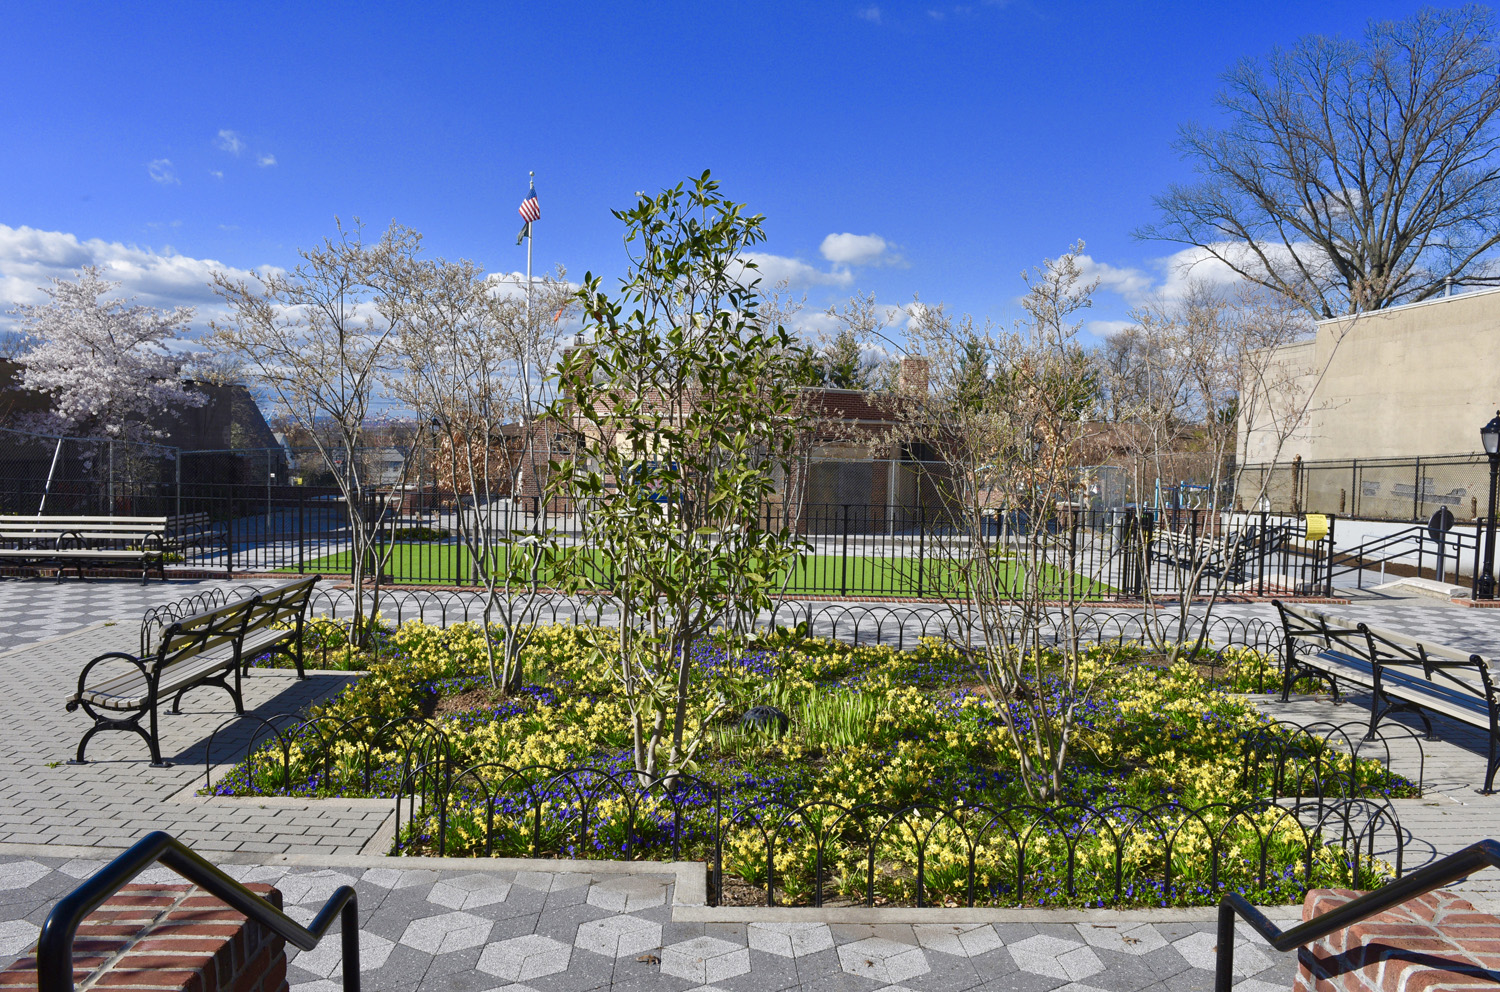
[283,542,1112,598]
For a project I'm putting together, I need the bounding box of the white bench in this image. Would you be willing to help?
[1274,600,1499,793]
[0,515,169,583]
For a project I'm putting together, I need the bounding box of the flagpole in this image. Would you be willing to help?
[525,171,534,344]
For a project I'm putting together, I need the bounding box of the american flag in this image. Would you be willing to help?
[518,184,540,224]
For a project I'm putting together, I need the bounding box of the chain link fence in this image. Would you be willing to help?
[1238,454,1493,523]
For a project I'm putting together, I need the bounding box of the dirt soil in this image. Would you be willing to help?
[432,687,505,716]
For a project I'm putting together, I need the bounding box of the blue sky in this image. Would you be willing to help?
[0,0,1438,345]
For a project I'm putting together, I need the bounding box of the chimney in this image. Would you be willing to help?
[899,357,929,395]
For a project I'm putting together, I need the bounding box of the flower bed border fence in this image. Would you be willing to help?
[205,713,1415,909]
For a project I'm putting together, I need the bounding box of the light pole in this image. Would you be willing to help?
[1478,412,1500,600]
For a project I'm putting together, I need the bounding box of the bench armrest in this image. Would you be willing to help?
[67,651,153,709]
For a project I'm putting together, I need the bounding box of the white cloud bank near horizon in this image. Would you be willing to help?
[0,224,269,334]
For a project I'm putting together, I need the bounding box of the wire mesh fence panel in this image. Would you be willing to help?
[1241,454,1493,523]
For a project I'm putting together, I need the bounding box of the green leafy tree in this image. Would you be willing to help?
[549,172,808,783]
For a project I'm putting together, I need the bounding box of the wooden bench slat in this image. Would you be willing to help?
[64,576,321,766]
[1274,598,1499,793]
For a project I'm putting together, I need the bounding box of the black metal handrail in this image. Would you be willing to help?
[37,830,360,992]
[1215,838,1500,992]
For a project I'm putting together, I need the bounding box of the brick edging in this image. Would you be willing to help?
[0,883,288,992]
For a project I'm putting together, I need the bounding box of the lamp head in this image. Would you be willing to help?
[1483,411,1500,456]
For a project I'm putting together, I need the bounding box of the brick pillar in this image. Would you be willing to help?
[1294,887,1500,991]
[0,883,289,992]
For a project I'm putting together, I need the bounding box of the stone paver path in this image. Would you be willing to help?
[0,854,1301,992]
[0,623,384,855]
[3,580,1500,989]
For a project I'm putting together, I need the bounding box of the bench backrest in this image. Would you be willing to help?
[1273,600,1368,656]
[1278,601,1496,700]
[0,516,169,545]
[242,575,321,636]
[156,597,258,673]
[166,512,214,530]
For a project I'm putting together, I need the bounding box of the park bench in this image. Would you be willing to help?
[165,511,224,556]
[1273,600,1499,793]
[67,575,322,765]
[1149,521,1290,584]
[0,515,169,583]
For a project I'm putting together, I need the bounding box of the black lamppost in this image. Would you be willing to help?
[1478,411,1500,600]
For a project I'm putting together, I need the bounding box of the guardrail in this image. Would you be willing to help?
[1215,837,1500,992]
[37,830,359,992]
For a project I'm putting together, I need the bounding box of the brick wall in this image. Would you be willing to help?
[1294,887,1500,991]
[0,883,288,992]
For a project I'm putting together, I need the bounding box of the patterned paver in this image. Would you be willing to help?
[0,855,1302,992]
[1,579,1499,989]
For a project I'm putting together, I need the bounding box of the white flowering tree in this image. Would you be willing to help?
[211,219,422,647]
[6,266,204,441]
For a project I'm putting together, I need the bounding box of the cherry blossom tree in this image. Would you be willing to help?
[6,266,204,440]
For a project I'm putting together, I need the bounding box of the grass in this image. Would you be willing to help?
[282,542,1113,598]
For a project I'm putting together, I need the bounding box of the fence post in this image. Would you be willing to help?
[1324,514,1336,597]
[1350,459,1358,518]
[840,504,849,597]
[225,502,233,579]
[1257,509,1267,597]
[1413,457,1422,522]
[1189,509,1200,597]
[298,488,305,575]
[917,504,926,599]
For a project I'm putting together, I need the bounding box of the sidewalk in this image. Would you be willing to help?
[4,581,1500,989]
[0,850,1301,992]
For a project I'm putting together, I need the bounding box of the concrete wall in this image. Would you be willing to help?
[1240,287,1500,465]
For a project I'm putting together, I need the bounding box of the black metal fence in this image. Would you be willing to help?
[205,708,1409,908]
[0,478,1338,600]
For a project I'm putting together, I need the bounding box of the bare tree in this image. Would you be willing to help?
[1141,7,1500,317]
[1106,282,1340,658]
[395,260,575,693]
[210,219,421,647]
[893,243,1103,801]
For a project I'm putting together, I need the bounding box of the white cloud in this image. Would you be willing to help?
[1085,319,1134,340]
[738,253,855,289]
[0,224,269,332]
[820,232,894,266]
[147,159,179,185]
[857,6,882,22]
[209,170,224,180]
[257,153,277,167]
[1071,243,1303,308]
[1073,254,1153,305]
[1154,246,1247,301]
[215,129,245,155]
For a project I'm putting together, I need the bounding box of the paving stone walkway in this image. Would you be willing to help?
[0,623,384,854]
[2,579,1500,989]
[0,854,1301,992]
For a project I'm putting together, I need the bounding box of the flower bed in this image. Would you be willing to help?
[228,619,1409,907]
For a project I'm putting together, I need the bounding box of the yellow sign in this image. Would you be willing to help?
[1304,513,1329,542]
